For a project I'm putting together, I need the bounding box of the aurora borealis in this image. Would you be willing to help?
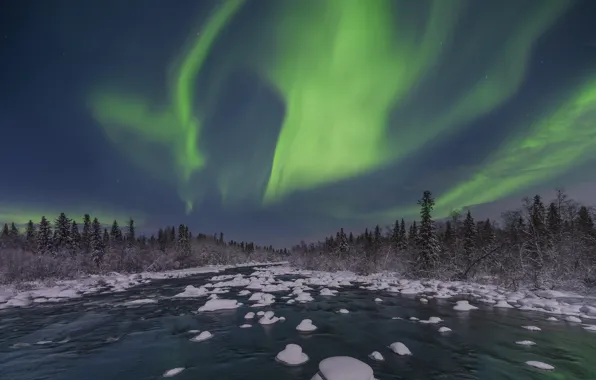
[2,0,596,243]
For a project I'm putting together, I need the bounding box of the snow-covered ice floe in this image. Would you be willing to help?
[368,351,384,361]
[190,331,213,342]
[311,356,374,380]
[162,367,184,377]
[389,342,412,356]
[525,361,554,370]
[198,299,242,312]
[276,344,309,366]
[296,319,317,332]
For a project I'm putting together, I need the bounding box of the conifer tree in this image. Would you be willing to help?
[126,218,136,245]
[443,220,454,250]
[25,220,36,241]
[338,228,349,252]
[398,219,407,249]
[577,206,594,234]
[177,224,191,258]
[81,214,91,254]
[103,228,110,244]
[463,210,476,266]
[417,190,440,272]
[547,202,562,237]
[1,223,9,238]
[54,212,71,251]
[9,222,19,238]
[408,221,418,246]
[110,220,122,242]
[90,217,105,266]
[37,216,52,255]
[390,220,400,251]
[70,220,81,253]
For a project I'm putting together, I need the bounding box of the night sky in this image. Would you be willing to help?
[2,0,596,246]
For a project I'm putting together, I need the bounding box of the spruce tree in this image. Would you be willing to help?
[81,214,92,254]
[25,220,36,241]
[9,222,19,238]
[577,206,594,235]
[443,220,454,250]
[103,228,110,245]
[409,221,418,246]
[338,228,349,252]
[37,216,52,255]
[110,220,122,242]
[177,224,191,258]
[398,219,407,249]
[463,210,476,266]
[1,223,9,238]
[126,218,136,246]
[70,220,81,253]
[390,220,400,251]
[54,212,71,251]
[90,217,104,266]
[547,202,562,236]
[417,190,440,272]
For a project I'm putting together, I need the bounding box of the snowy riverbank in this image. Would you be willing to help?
[0,261,287,309]
[1,263,595,321]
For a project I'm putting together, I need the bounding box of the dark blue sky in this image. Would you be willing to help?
[1,0,596,246]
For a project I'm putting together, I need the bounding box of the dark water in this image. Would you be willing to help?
[1,268,595,380]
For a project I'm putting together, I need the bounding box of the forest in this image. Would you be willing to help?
[1,189,594,291]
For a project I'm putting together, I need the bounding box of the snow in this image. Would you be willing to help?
[388,342,412,356]
[368,351,384,361]
[276,344,309,365]
[453,300,478,311]
[515,340,536,346]
[259,310,280,325]
[565,315,582,323]
[525,361,554,370]
[296,319,317,332]
[123,298,156,306]
[419,316,442,324]
[0,262,287,310]
[244,312,255,319]
[190,331,213,342]
[374,298,383,302]
[583,324,596,332]
[240,324,252,328]
[522,326,542,331]
[295,292,314,303]
[338,308,349,314]
[198,299,241,312]
[494,300,514,308]
[547,317,558,321]
[310,356,374,380]
[163,368,184,377]
[438,326,452,333]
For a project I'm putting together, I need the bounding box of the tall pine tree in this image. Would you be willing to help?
[417,191,440,272]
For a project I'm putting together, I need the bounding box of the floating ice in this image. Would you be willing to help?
[494,300,514,308]
[310,356,374,380]
[244,312,255,319]
[546,317,558,321]
[259,311,279,325]
[438,326,452,333]
[173,285,209,298]
[525,361,554,370]
[388,342,411,356]
[198,299,241,312]
[240,324,252,328]
[522,326,541,331]
[296,319,317,332]
[124,298,157,306]
[163,367,184,377]
[338,309,349,314]
[420,316,442,324]
[565,316,582,323]
[320,288,336,296]
[374,298,383,302]
[368,351,384,361]
[515,340,535,346]
[296,293,314,303]
[453,300,478,311]
[419,298,428,304]
[190,331,212,342]
[276,344,309,366]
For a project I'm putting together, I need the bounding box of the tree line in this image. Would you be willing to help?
[0,213,285,283]
[290,190,596,290]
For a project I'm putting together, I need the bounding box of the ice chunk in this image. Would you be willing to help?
[124,298,157,306]
[525,361,554,370]
[368,351,384,361]
[438,326,452,333]
[240,324,252,328]
[374,298,383,302]
[338,309,349,314]
[546,317,558,321]
[174,285,208,298]
[190,331,212,342]
[320,288,336,296]
[565,316,582,323]
[244,312,255,319]
[453,300,478,311]
[522,326,541,331]
[163,367,184,377]
[296,293,314,303]
[515,340,535,346]
[198,299,241,312]
[310,356,374,380]
[276,343,309,366]
[388,342,412,356]
[494,300,514,308]
[419,298,428,304]
[296,319,317,332]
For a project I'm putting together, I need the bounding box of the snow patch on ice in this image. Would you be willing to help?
[276,344,309,365]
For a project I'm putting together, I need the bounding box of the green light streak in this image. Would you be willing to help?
[263,0,459,203]
[436,78,596,215]
[89,0,245,212]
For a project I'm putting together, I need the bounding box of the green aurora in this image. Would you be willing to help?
[85,0,595,228]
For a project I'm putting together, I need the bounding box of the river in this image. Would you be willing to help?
[1,267,595,380]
